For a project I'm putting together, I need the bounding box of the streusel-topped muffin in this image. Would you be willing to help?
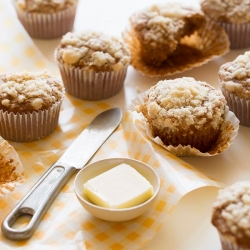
[129,3,206,67]
[212,181,250,250]
[201,0,250,48]
[0,70,64,142]
[138,77,227,153]
[15,0,78,39]
[55,30,130,100]
[219,51,250,126]
[0,136,24,196]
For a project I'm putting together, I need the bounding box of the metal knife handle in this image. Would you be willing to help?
[1,162,76,240]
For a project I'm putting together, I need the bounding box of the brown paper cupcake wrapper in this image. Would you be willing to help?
[219,22,250,49]
[221,88,250,127]
[0,99,63,142]
[0,136,24,196]
[123,18,229,77]
[15,2,77,39]
[128,92,239,157]
[220,234,245,250]
[56,62,129,100]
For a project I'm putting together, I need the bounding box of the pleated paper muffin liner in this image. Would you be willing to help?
[218,22,250,49]
[15,2,77,39]
[0,136,24,196]
[123,18,230,77]
[219,234,245,250]
[128,92,239,157]
[0,99,63,142]
[221,88,250,127]
[56,62,129,100]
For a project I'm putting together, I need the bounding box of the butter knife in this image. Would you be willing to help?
[1,108,122,240]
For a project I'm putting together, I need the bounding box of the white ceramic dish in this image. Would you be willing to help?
[74,157,160,221]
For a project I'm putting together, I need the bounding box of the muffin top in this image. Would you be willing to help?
[212,181,250,247]
[0,70,64,114]
[16,0,77,13]
[139,77,226,131]
[219,51,250,99]
[55,30,130,72]
[130,3,205,47]
[201,0,250,23]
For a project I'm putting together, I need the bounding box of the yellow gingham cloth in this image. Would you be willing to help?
[0,1,223,249]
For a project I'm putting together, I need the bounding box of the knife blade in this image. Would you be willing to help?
[1,108,122,240]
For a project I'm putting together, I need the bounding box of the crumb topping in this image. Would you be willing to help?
[201,0,250,23]
[16,0,77,13]
[55,30,130,71]
[219,51,250,99]
[141,77,226,131]
[212,181,250,245]
[0,70,64,114]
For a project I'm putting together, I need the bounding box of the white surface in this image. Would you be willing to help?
[29,0,250,249]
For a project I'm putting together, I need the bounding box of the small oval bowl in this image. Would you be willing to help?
[74,157,160,221]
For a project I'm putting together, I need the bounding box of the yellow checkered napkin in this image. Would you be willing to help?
[0,1,224,249]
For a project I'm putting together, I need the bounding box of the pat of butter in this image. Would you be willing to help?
[83,163,153,209]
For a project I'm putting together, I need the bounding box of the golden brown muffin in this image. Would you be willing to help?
[14,0,78,39]
[55,30,130,100]
[212,181,250,250]
[200,0,250,49]
[219,51,250,127]
[0,70,64,142]
[129,3,206,67]
[138,77,227,153]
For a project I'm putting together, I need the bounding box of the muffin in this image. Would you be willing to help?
[201,0,250,49]
[212,181,250,250]
[137,77,227,153]
[0,136,24,196]
[129,3,206,67]
[54,30,130,100]
[219,51,250,127]
[0,70,64,142]
[14,0,78,39]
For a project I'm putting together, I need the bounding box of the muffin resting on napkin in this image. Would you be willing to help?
[55,30,130,100]
[129,3,206,67]
[212,181,250,250]
[0,70,64,142]
[137,77,228,153]
[219,51,250,127]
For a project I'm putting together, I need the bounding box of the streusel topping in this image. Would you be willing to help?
[141,77,226,131]
[16,0,77,13]
[55,31,130,71]
[212,181,250,244]
[201,0,250,23]
[0,70,64,114]
[219,51,250,99]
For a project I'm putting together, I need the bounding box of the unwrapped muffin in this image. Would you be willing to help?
[14,0,78,39]
[137,77,229,153]
[54,30,130,100]
[219,51,250,127]
[0,70,64,142]
[212,181,250,250]
[129,3,206,67]
[0,136,24,196]
[201,0,250,49]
